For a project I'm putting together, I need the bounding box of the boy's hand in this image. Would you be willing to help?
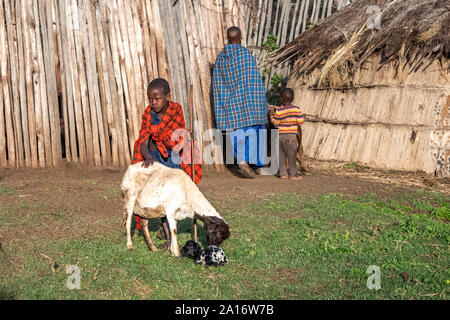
[269,105,277,114]
[142,156,155,168]
[186,128,194,138]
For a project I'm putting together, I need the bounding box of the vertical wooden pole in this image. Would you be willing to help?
[53,0,72,163]
[263,0,273,43]
[79,1,103,167]
[83,1,109,166]
[97,0,127,166]
[294,0,307,36]
[4,0,24,168]
[310,0,318,24]
[273,0,282,38]
[15,0,32,167]
[0,90,5,167]
[110,0,135,158]
[276,0,290,46]
[256,0,267,45]
[301,0,310,32]
[130,2,148,109]
[65,0,88,164]
[144,0,159,79]
[116,0,139,144]
[215,0,225,49]
[36,0,56,166]
[137,0,154,82]
[189,84,197,243]
[327,0,334,17]
[72,0,95,166]
[58,0,79,163]
[188,0,223,171]
[0,2,6,167]
[104,1,131,164]
[321,0,329,20]
[92,1,118,167]
[181,1,204,160]
[35,0,53,167]
[122,0,146,132]
[43,0,62,166]
[289,0,301,43]
[29,0,45,167]
[150,0,170,80]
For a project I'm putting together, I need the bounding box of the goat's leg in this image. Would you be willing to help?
[162,218,170,240]
[157,218,171,249]
[141,219,157,252]
[124,195,136,250]
[166,216,181,257]
[122,208,127,226]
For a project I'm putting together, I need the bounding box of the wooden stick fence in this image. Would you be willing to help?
[0,0,351,169]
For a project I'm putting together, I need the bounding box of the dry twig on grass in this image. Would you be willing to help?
[38,252,59,273]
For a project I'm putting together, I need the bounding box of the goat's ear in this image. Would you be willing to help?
[203,216,221,226]
[195,215,213,228]
[202,216,221,233]
[218,221,230,241]
[222,222,230,240]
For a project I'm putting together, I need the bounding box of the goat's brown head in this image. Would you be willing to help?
[200,216,230,247]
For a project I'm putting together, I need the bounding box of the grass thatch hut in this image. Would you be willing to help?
[268,0,449,177]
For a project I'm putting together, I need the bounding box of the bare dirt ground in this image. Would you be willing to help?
[0,158,448,247]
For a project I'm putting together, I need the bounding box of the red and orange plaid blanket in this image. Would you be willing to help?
[132,101,202,185]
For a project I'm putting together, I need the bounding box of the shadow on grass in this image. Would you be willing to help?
[132,216,209,248]
[0,289,16,300]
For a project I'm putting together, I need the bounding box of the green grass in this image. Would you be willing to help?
[101,186,122,200]
[0,190,448,299]
[0,183,13,195]
[346,162,358,169]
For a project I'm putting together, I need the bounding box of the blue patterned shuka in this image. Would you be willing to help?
[212,44,269,131]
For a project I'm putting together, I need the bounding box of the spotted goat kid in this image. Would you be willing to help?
[181,240,229,267]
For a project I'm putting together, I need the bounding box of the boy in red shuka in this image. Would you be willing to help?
[131,78,202,244]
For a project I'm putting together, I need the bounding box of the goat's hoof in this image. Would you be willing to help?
[158,241,170,249]
[127,244,133,250]
[150,246,158,252]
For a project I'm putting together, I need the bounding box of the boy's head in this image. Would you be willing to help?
[280,88,294,106]
[227,26,242,44]
[147,78,170,113]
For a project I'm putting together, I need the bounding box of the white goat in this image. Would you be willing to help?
[121,162,230,257]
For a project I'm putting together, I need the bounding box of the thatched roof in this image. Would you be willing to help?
[267,0,449,88]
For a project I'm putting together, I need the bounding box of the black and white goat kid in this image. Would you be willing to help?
[181,240,229,267]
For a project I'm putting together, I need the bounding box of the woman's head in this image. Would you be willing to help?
[147,78,171,113]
